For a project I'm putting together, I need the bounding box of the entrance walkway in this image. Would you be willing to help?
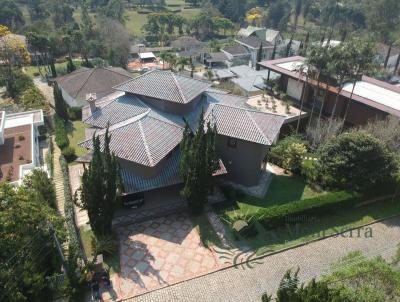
[126,216,400,302]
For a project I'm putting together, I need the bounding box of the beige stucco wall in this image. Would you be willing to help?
[216,134,269,186]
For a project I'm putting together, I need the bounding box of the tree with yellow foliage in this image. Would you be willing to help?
[0,25,31,98]
[246,7,263,27]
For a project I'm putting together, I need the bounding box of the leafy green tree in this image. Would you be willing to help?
[23,169,57,209]
[78,126,121,236]
[0,181,65,302]
[317,131,397,191]
[180,113,218,214]
[0,0,24,30]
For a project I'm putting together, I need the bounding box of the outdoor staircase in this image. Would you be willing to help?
[51,137,69,254]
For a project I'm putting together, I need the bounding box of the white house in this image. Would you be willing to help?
[0,110,44,185]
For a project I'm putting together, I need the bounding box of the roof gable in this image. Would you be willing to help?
[80,113,184,167]
[114,70,212,104]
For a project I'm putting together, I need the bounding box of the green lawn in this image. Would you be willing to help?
[66,120,88,158]
[225,197,400,256]
[217,174,400,255]
[225,175,325,215]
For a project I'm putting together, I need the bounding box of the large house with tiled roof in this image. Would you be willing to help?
[79,70,287,199]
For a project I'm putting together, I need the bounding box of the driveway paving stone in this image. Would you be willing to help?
[124,216,400,302]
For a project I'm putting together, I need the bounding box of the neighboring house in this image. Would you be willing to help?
[204,52,229,68]
[55,67,133,107]
[221,44,251,66]
[258,56,400,126]
[79,70,287,202]
[0,110,44,185]
[231,26,287,67]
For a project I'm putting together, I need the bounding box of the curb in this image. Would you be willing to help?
[120,210,400,301]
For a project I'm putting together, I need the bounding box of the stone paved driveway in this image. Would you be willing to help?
[111,213,223,299]
[126,216,400,302]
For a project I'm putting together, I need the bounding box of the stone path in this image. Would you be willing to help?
[52,137,66,217]
[125,216,400,302]
[68,164,89,227]
[110,213,224,300]
[33,77,55,107]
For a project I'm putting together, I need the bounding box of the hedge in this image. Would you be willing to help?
[256,184,398,230]
[59,155,86,261]
[54,115,70,149]
[258,191,361,230]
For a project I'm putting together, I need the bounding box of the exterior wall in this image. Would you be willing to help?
[216,134,268,186]
[133,94,202,115]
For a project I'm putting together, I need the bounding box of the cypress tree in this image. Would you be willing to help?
[256,42,263,70]
[79,126,121,236]
[180,111,218,214]
[53,82,69,120]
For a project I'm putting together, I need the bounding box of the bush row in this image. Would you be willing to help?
[54,114,77,162]
[59,155,86,260]
[258,191,361,230]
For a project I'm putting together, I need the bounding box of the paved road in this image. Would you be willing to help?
[125,216,400,302]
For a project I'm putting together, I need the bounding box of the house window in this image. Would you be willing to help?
[227,137,237,148]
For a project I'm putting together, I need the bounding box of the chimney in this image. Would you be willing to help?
[86,93,97,114]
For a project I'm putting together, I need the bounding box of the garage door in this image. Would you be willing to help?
[287,78,304,100]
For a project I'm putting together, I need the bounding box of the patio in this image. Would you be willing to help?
[111,212,224,299]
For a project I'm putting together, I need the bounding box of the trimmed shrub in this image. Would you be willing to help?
[301,159,318,184]
[269,135,308,168]
[54,115,70,149]
[68,107,82,121]
[62,146,77,162]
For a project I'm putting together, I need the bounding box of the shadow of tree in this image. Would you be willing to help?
[120,240,167,289]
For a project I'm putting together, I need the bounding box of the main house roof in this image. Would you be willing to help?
[113,70,212,104]
[80,74,286,168]
[55,67,133,101]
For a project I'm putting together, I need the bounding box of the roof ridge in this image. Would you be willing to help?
[73,68,96,98]
[113,69,158,91]
[171,73,187,103]
[101,66,132,78]
[138,121,154,166]
[245,110,270,145]
[214,102,286,118]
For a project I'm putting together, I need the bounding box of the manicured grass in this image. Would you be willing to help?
[225,175,325,215]
[79,226,121,274]
[221,196,400,256]
[66,120,88,158]
[191,214,222,249]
